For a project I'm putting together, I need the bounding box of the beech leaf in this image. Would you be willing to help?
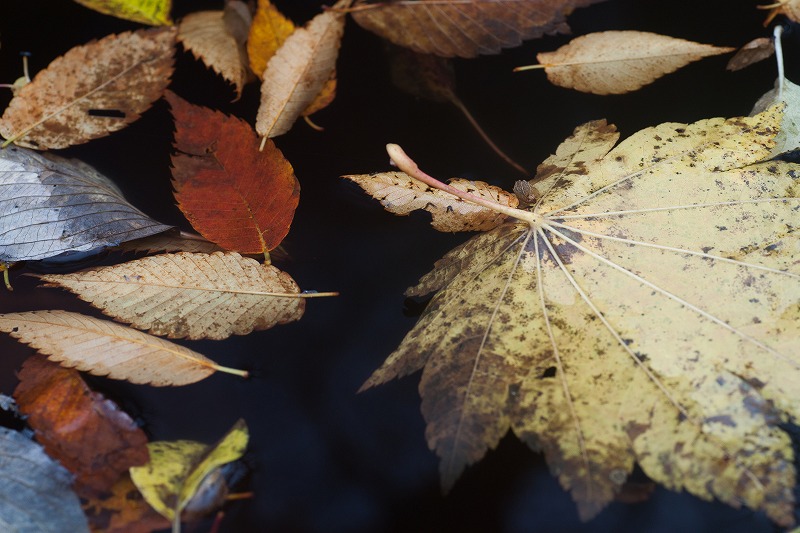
[527,31,734,94]
[358,106,800,524]
[0,27,176,149]
[72,0,173,25]
[726,37,774,71]
[37,251,306,340]
[0,146,171,263]
[0,310,248,386]
[760,0,800,24]
[247,0,296,78]
[751,78,800,156]
[351,0,603,58]
[167,91,300,254]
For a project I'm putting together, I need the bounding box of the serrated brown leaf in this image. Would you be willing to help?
[167,91,299,254]
[0,27,175,149]
[37,252,305,340]
[352,0,603,58]
[0,310,246,386]
[14,355,149,495]
[256,3,346,138]
[533,31,734,94]
[345,171,519,231]
[178,2,252,98]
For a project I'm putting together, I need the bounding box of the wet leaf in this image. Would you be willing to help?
[751,78,800,156]
[0,427,89,532]
[359,106,800,524]
[114,229,224,254]
[82,473,170,533]
[167,91,300,254]
[528,31,733,94]
[73,0,173,25]
[38,251,306,340]
[352,0,603,58]
[0,146,171,263]
[129,419,248,523]
[14,355,149,495]
[0,310,248,385]
[726,37,774,71]
[760,0,800,24]
[0,28,176,149]
[247,0,295,77]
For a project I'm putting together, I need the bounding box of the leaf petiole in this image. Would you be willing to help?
[0,264,12,291]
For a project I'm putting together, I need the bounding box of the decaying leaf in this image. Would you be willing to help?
[37,252,306,340]
[352,0,603,58]
[0,28,176,149]
[0,427,89,532]
[0,146,171,263]
[0,310,247,385]
[256,2,346,138]
[528,31,734,94]
[760,0,800,24]
[114,229,224,254]
[130,419,248,523]
[178,2,252,98]
[73,0,173,25]
[726,37,774,71]
[345,171,519,231]
[357,106,800,525]
[82,473,171,533]
[168,91,300,254]
[751,78,800,156]
[14,355,149,495]
[247,0,295,77]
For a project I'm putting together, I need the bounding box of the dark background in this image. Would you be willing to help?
[1,1,799,532]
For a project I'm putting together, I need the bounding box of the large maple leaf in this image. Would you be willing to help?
[349,106,800,524]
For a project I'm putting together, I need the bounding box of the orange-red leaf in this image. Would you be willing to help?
[166,91,300,254]
[13,355,149,496]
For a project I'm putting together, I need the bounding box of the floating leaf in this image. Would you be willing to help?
[14,355,149,495]
[0,427,89,532]
[0,310,247,385]
[114,229,224,254]
[0,28,176,149]
[726,37,774,71]
[38,251,306,340]
[247,0,295,77]
[167,91,300,254]
[73,0,173,25]
[760,0,800,24]
[130,419,248,524]
[524,31,733,94]
[82,473,170,533]
[0,146,170,263]
[177,2,252,98]
[352,0,603,58]
[358,106,800,524]
[751,78,800,156]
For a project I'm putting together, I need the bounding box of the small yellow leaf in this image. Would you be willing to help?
[73,0,173,25]
[247,0,295,78]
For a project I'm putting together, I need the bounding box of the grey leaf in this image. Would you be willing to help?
[0,146,171,263]
[0,427,89,533]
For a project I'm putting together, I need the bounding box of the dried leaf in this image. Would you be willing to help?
[352,0,603,58]
[726,37,774,71]
[0,146,171,263]
[14,355,149,495]
[760,0,800,24]
[178,3,252,98]
[345,171,519,231]
[247,0,295,77]
[129,419,248,522]
[0,28,176,149]
[0,427,90,532]
[167,91,300,254]
[532,31,734,94]
[256,3,346,138]
[82,473,171,533]
[114,229,224,254]
[37,251,305,340]
[0,310,247,385]
[359,106,800,525]
[73,0,173,25]
[751,78,800,156]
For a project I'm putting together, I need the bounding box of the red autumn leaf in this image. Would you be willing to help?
[166,91,300,254]
[13,355,149,496]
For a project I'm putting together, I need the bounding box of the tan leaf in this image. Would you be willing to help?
[345,171,519,232]
[726,37,774,71]
[256,3,346,138]
[532,31,734,94]
[113,229,225,254]
[247,0,296,77]
[760,0,800,24]
[352,0,603,58]
[0,28,176,149]
[178,2,252,98]
[0,310,246,385]
[37,252,305,340]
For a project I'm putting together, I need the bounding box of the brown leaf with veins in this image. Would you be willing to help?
[0,27,175,149]
[14,355,149,495]
[726,37,774,71]
[167,91,300,254]
[352,0,604,58]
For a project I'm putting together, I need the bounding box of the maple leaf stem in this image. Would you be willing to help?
[385,144,540,225]
[211,364,249,379]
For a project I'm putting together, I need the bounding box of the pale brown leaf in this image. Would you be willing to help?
[0,311,246,385]
[726,37,774,71]
[534,31,734,94]
[37,252,305,340]
[113,229,224,255]
[0,28,176,149]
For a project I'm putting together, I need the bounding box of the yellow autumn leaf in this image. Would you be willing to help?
[73,0,173,25]
[129,419,248,527]
[247,0,295,78]
[357,106,800,525]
